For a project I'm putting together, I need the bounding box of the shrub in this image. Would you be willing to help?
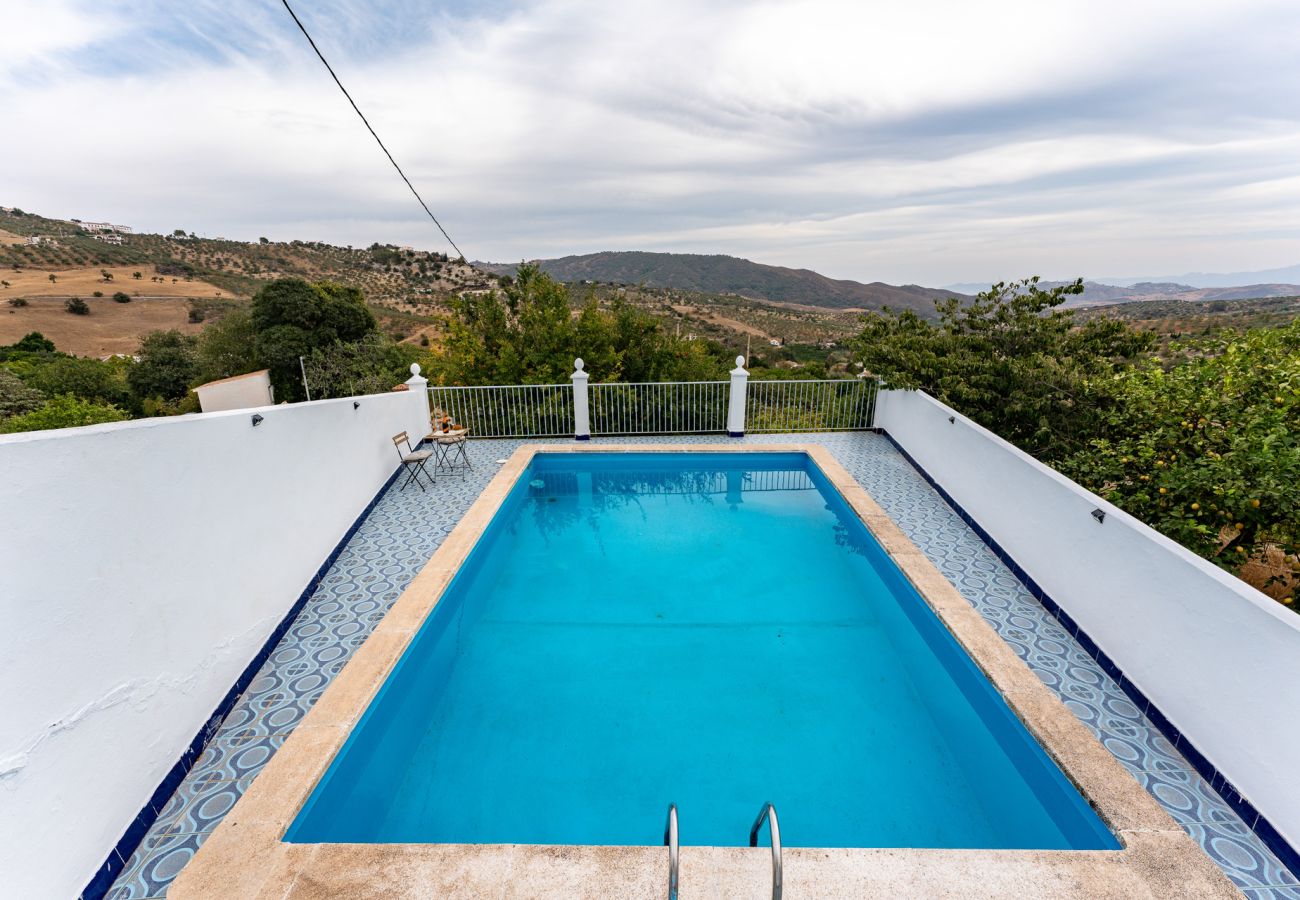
[0,369,45,418]
[66,297,89,315]
[0,394,128,433]
[128,330,199,401]
[25,356,131,407]
[853,277,1152,458]
[195,309,259,383]
[6,331,54,352]
[112,291,131,303]
[93,290,103,297]
[8,297,28,307]
[1059,320,1300,606]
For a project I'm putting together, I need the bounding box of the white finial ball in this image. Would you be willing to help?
[735,355,745,368]
[574,358,585,371]
[410,363,422,376]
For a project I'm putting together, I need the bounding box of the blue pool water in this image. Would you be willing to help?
[286,452,1117,850]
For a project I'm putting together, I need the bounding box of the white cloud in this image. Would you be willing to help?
[2,0,1299,284]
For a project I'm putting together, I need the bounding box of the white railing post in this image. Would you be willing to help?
[406,363,431,441]
[726,355,748,438]
[571,358,591,440]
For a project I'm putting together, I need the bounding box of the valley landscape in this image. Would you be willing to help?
[7,207,1298,365]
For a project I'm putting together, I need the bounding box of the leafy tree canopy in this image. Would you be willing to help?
[0,394,128,433]
[196,309,260,384]
[26,356,131,408]
[303,333,422,400]
[7,331,55,353]
[438,263,727,385]
[0,368,45,418]
[128,330,200,402]
[1058,320,1300,603]
[250,278,377,400]
[853,277,1152,458]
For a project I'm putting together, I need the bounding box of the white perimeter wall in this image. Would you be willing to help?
[0,388,429,898]
[876,387,1300,849]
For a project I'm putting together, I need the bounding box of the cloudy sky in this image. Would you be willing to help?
[4,0,1300,285]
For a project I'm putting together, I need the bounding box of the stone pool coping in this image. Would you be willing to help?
[171,444,1240,899]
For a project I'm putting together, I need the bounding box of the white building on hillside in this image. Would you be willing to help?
[78,221,133,234]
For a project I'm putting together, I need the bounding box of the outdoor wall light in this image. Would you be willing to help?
[948,416,956,424]
[251,414,264,427]
[1091,508,1106,524]
[353,401,360,409]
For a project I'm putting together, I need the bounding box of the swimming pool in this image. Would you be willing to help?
[285,451,1116,850]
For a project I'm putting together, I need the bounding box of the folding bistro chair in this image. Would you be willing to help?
[392,431,434,491]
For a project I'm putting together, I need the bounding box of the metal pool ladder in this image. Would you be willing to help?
[664,803,679,900]
[749,801,783,900]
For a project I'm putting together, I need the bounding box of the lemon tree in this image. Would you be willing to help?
[1059,320,1300,606]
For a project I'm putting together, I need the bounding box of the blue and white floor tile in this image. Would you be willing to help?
[105,432,1298,898]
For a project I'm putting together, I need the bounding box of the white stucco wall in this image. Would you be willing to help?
[875,388,1300,849]
[0,388,428,898]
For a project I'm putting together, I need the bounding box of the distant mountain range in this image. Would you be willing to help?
[1096,262,1300,289]
[948,262,1300,302]
[1038,280,1300,307]
[477,251,966,314]
[482,251,1300,314]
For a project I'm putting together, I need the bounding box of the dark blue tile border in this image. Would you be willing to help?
[879,430,1300,880]
[81,463,404,900]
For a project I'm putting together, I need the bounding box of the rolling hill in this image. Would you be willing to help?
[478,251,966,314]
[0,207,495,354]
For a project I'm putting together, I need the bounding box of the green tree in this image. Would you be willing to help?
[303,333,421,399]
[48,273,57,284]
[853,277,1152,458]
[112,291,131,303]
[0,394,128,433]
[1058,321,1300,605]
[7,332,55,353]
[439,264,726,385]
[250,278,378,400]
[65,297,89,315]
[25,356,130,407]
[0,369,45,418]
[195,309,261,383]
[128,330,200,402]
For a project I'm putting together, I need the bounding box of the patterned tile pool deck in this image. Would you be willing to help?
[105,433,1300,899]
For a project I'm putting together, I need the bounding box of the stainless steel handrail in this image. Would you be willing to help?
[748,801,783,900]
[664,803,679,900]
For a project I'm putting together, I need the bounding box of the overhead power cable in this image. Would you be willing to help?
[278,0,465,259]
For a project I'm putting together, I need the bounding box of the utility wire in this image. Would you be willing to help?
[278,0,465,260]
